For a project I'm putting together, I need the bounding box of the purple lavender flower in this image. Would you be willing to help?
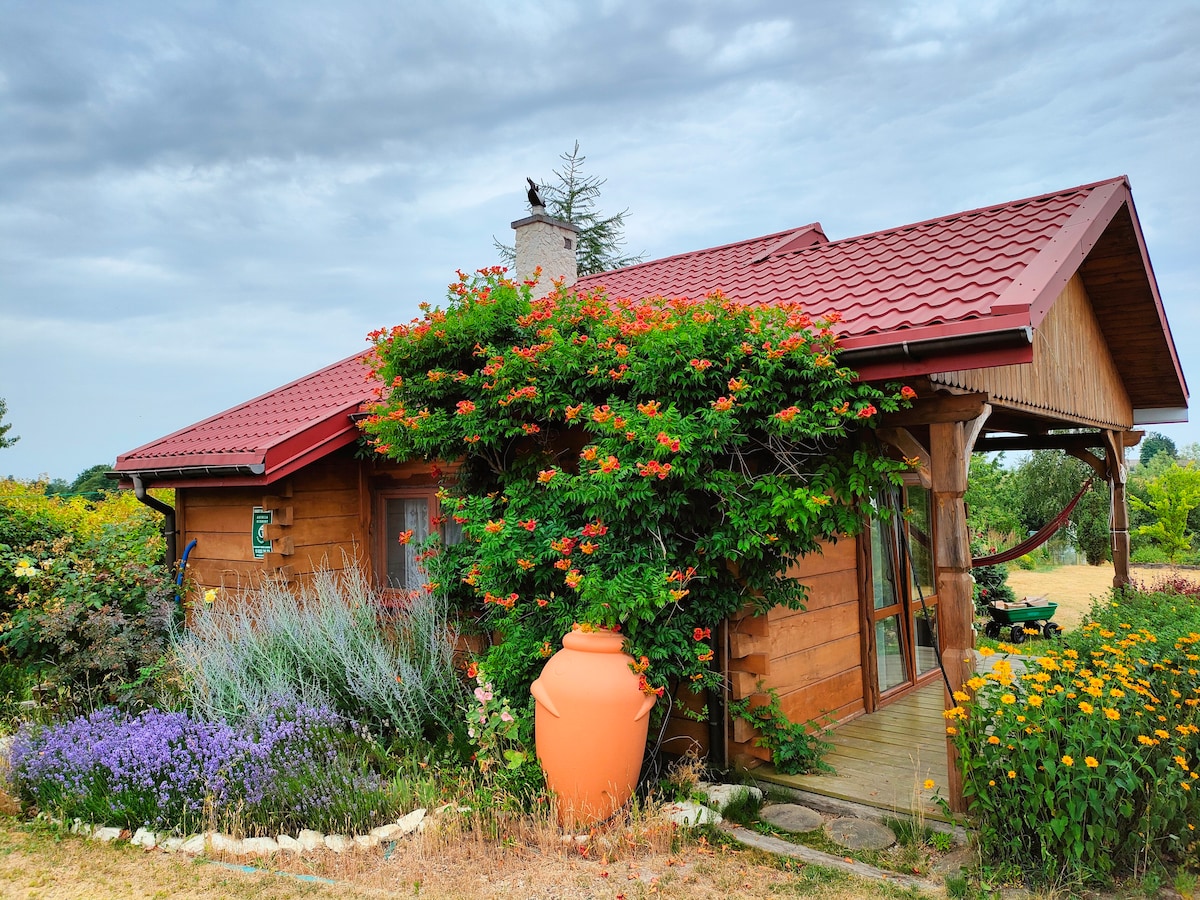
[9,699,392,832]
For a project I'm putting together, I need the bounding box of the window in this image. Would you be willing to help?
[375,490,460,597]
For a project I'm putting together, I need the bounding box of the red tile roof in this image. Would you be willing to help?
[576,177,1105,350]
[117,176,1186,484]
[115,352,373,485]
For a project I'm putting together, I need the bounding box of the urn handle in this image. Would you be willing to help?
[633,693,657,723]
[530,678,561,718]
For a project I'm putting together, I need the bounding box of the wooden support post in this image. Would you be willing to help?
[1105,430,1131,589]
[930,420,974,813]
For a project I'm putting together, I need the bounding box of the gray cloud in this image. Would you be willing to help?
[2,0,1198,479]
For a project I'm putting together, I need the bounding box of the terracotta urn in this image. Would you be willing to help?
[530,628,657,826]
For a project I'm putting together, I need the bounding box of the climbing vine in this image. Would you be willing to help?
[361,269,914,715]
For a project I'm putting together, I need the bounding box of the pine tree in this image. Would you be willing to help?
[0,397,17,449]
[496,142,643,276]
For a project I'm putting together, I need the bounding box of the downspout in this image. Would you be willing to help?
[131,473,177,573]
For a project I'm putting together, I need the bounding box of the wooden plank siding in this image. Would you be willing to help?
[929,274,1133,430]
[729,537,865,764]
[177,449,367,598]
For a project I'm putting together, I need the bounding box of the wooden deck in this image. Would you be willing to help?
[747,679,952,820]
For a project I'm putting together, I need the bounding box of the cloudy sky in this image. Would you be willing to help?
[2,0,1198,482]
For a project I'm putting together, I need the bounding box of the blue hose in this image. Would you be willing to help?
[175,538,198,602]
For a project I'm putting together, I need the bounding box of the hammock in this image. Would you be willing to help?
[971,477,1094,568]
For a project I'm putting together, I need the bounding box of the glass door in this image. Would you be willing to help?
[871,512,910,694]
[869,484,940,700]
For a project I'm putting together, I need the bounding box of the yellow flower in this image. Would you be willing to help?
[1079,701,1095,715]
[978,646,996,657]
[1062,755,1074,767]
[1085,756,1099,768]
[1027,695,1043,708]
[988,735,1001,745]
[1007,770,1017,779]
[923,779,935,790]
[1104,707,1121,721]
[203,588,218,604]
[946,726,957,735]
[1001,693,1016,705]
[952,690,970,703]
[1156,729,1171,739]
[13,559,37,578]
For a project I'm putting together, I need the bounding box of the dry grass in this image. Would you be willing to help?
[1003,563,1189,630]
[0,810,932,900]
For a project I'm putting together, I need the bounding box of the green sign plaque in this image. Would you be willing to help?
[252,507,273,559]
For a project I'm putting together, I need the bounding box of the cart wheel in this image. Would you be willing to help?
[984,621,1001,639]
[1042,621,1062,639]
[1009,624,1028,644]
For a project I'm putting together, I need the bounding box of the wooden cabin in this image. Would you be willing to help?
[116,176,1187,809]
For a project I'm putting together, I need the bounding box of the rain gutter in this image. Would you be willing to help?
[838,326,1034,370]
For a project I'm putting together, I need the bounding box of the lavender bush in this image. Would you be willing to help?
[8,701,406,834]
[173,565,465,742]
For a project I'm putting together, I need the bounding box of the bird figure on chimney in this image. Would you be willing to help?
[527,177,545,211]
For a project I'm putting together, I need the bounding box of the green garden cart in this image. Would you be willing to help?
[983,599,1061,643]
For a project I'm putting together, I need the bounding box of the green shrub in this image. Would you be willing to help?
[953,584,1200,884]
[1131,544,1170,565]
[172,564,467,742]
[0,482,175,713]
[972,563,1015,614]
[729,685,833,775]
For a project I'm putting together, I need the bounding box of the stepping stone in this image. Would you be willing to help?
[699,782,763,812]
[759,803,824,833]
[825,817,895,850]
[664,801,722,827]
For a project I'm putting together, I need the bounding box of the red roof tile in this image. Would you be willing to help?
[576,180,1101,346]
[115,352,374,484]
[117,176,1186,483]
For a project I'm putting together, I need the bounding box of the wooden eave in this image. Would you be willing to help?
[1078,199,1188,413]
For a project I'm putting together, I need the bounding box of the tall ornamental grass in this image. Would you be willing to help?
[8,701,407,835]
[172,565,465,742]
[953,579,1200,884]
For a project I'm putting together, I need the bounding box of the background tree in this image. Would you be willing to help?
[0,397,17,449]
[45,463,114,499]
[1010,450,1109,564]
[965,453,1020,539]
[495,143,644,276]
[1131,461,1200,562]
[1139,431,1177,466]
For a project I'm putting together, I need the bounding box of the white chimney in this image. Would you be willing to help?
[511,209,579,301]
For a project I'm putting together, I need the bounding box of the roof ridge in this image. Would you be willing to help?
[821,175,1129,250]
[579,225,805,283]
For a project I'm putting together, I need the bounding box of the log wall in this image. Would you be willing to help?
[178,448,366,600]
[728,537,865,763]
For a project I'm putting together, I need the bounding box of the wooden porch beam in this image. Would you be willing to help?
[878,392,989,427]
[1104,430,1132,589]
[931,420,975,814]
[876,427,931,488]
[975,431,1143,453]
[1067,448,1108,480]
